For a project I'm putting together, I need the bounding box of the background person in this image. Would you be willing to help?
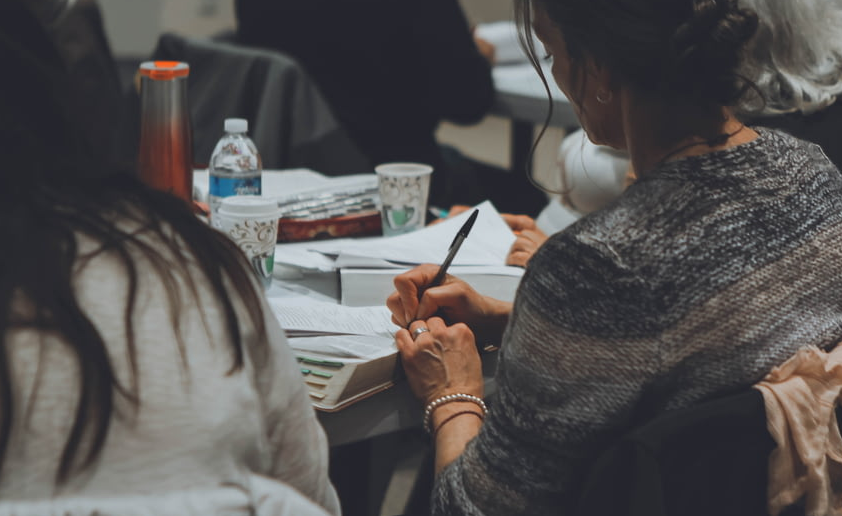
[507,0,842,267]
[387,0,842,514]
[0,3,337,512]
[233,0,548,214]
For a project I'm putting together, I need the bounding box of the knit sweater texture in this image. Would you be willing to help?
[433,128,842,515]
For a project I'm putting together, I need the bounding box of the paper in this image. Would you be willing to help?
[289,334,397,360]
[193,168,378,206]
[274,242,339,272]
[475,21,541,64]
[304,200,515,266]
[268,298,398,339]
[493,62,567,101]
[339,265,525,307]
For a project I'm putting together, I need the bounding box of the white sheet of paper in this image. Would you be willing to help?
[274,242,338,272]
[268,299,398,339]
[305,200,515,266]
[289,334,396,360]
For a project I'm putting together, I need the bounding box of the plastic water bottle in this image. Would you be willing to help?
[208,118,262,226]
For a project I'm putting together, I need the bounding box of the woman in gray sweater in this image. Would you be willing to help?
[387,0,842,514]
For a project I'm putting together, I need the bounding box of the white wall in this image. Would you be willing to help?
[98,0,235,57]
[460,0,513,24]
[99,0,511,58]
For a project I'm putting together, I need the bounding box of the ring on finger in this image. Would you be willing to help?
[413,327,431,339]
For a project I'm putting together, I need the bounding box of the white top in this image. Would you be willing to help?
[534,128,630,234]
[0,223,339,515]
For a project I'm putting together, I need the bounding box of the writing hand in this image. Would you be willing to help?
[386,264,513,346]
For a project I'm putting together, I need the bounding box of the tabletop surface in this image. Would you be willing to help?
[492,62,579,129]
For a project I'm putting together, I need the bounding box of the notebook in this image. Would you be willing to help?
[268,299,400,411]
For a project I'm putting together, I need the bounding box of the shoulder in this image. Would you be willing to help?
[517,215,665,339]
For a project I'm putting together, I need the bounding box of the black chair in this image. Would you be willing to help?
[139,33,371,175]
[575,388,805,516]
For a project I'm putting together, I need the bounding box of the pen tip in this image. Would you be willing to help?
[461,209,479,235]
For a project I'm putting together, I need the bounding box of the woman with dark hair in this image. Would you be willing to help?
[0,2,338,512]
[386,0,842,513]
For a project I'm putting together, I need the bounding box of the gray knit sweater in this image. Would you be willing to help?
[433,128,842,515]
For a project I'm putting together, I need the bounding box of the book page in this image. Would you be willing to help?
[268,299,398,339]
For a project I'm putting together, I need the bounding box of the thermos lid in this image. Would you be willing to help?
[224,118,249,133]
[139,61,189,80]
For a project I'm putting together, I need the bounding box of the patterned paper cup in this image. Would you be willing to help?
[217,196,280,289]
[374,163,434,236]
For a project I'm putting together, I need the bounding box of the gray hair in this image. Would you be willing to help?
[738,0,842,115]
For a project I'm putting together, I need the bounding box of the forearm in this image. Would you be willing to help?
[431,402,484,474]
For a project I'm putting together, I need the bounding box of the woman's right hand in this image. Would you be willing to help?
[386,264,511,346]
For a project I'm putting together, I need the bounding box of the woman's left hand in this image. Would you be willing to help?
[395,317,483,406]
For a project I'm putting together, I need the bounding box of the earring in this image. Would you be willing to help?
[596,88,613,104]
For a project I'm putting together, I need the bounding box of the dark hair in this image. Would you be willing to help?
[516,0,759,108]
[0,1,266,485]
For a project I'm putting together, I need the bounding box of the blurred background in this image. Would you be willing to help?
[96,2,564,513]
[99,0,566,191]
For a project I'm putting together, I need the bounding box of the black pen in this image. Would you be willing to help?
[427,209,479,289]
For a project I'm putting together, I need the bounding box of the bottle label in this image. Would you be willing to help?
[209,175,261,198]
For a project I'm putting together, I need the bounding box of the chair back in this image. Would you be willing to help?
[146,33,371,175]
[576,389,793,516]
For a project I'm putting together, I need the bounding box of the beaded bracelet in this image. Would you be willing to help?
[433,410,484,439]
[423,393,488,434]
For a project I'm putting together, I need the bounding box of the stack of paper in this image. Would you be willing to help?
[274,200,525,306]
[269,298,400,411]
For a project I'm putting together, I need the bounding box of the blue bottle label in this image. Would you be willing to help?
[209,175,262,197]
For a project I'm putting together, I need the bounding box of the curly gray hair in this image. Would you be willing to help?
[738,0,842,115]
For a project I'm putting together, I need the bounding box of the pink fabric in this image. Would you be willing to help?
[754,345,842,516]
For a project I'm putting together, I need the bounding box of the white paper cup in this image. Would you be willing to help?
[374,162,433,236]
[217,196,280,289]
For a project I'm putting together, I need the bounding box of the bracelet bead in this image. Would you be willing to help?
[423,393,488,434]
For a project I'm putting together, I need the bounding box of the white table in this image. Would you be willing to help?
[492,62,581,174]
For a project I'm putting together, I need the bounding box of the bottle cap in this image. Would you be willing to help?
[139,61,189,80]
[224,118,249,133]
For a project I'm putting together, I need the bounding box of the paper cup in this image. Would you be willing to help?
[374,162,433,236]
[217,196,280,289]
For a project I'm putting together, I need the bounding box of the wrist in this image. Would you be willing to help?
[431,401,484,428]
[423,393,487,434]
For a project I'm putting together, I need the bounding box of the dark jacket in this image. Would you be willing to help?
[234,0,495,203]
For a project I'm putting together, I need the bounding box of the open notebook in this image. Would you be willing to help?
[268,299,400,411]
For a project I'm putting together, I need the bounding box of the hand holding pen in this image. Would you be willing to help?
[386,208,511,341]
[386,208,511,349]
[426,209,478,291]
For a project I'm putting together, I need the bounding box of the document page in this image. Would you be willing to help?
[301,200,516,266]
[289,334,397,360]
[268,298,398,339]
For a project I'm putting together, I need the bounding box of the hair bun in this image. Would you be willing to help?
[668,0,758,104]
